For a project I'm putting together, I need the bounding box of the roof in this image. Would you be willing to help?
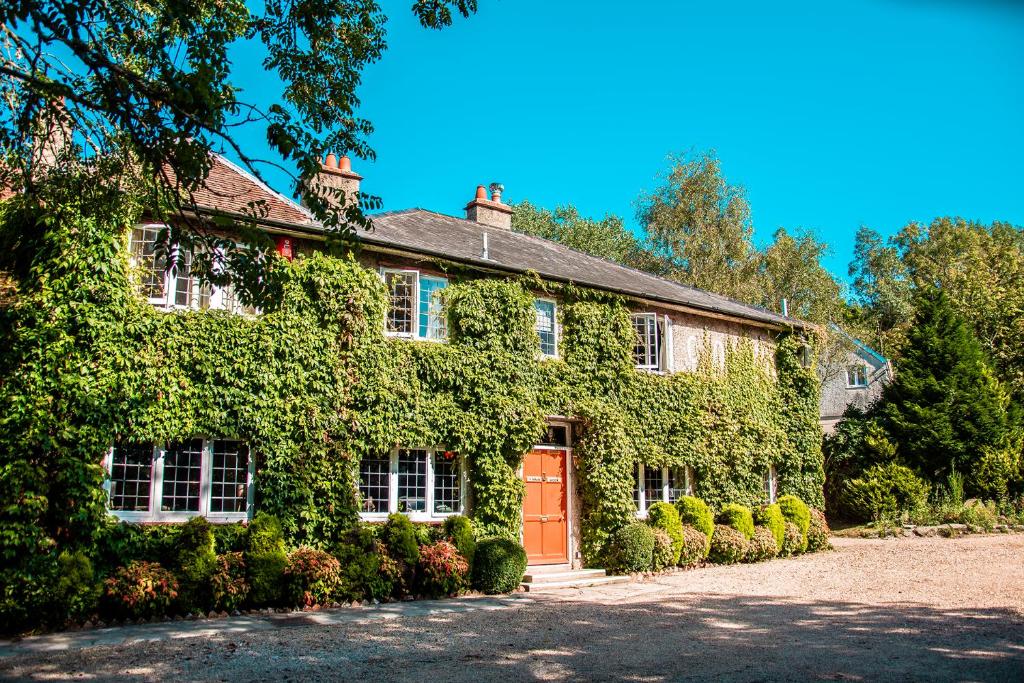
[828,323,888,364]
[191,156,316,227]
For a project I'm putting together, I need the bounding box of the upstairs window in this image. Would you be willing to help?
[357,448,464,520]
[534,299,558,357]
[846,365,869,388]
[632,313,672,371]
[382,269,448,341]
[419,276,448,340]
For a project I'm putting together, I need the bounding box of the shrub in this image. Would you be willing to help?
[778,494,811,551]
[717,503,755,540]
[245,512,288,607]
[708,524,748,565]
[842,463,929,524]
[53,550,101,624]
[175,517,217,612]
[678,525,709,567]
[960,500,998,531]
[675,496,714,545]
[284,547,342,607]
[332,526,399,602]
[608,522,656,573]
[780,521,803,557]
[806,509,831,552]
[210,552,250,612]
[752,504,785,550]
[442,515,476,572]
[103,561,179,620]
[745,526,779,563]
[418,540,470,597]
[472,537,527,594]
[213,522,249,554]
[646,502,684,565]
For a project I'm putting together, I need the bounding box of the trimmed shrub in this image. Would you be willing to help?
[708,524,748,565]
[647,502,684,565]
[418,540,470,597]
[245,512,288,607]
[675,496,714,545]
[717,503,755,540]
[806,509,831,552]
[778,495,811,551]
[842,463,929,523]
[472,537,527,594]
[780,521,803,557]
[332,526,398,602]
[608,522,656,573]
[745,526,779,563]
[103,561,179,619]
[210,552,250,612]
[175,517,217,612]
[284,547,342,607]
[753,504,785,550]
[53,550,101,624]
[213,523,249,554]
[442,515,476,572]
[651,529,675,571]
[678,525,709,567]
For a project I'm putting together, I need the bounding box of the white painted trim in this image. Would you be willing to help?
[356,447,466,522]
[534,297,559,359]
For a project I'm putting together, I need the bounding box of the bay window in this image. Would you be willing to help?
[358,448,465,520]
[382,269,448,341]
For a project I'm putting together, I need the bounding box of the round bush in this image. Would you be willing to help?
[745,526,780,563]
[284,547,342,607]
[780,521,803,557]
[418,540,470,597]
[778,495,811,551]
[646,502,684,564]
[175,516,217,612]
[842,463,929,523]
[210,552,249,612]
[607,522,656,574]
[752,504,785,550]
[103,561,179,620]
[806,508,831,552]
[332,526,399,602]
[381,513,421,567]
[678,525,709,567]
[708,524,748,565]
[472,537,527,594]
[717,503,755,540]
[651,529,674,572]
[442,515,477,572]
[675,496,714,545]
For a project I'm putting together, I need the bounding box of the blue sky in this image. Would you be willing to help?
[230,0,1024,287]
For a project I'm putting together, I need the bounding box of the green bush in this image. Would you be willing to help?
[284,547,342,607]
[745,526,779,563]
[806,508,831,552]
[245,512,288,607]
[442,515,476,572]
[332,526,398,602]
[381,514,421,595]
[678,525,709,567]
[778,494,811,551]
[607,522,656,573]
[717,503,755,540]
[651,529,675,572]
[102,561,179,620]
[418,540,470,597]
[752,504,785,550]
[842,463,929,523]
[175,517,217,612]
[472,537,527,594]
[646,502,684,565]
[210,552,250,612]
[213,523,250,554]
[53,550,101,624]
[708,524,748,565]
[780,521,803,557]
[675,496,714,545]
[960,500,999,531]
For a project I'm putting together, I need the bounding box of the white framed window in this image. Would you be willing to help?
[105,438,254,523]
[635,463,695,516]
[632,313,673,372]
[381,269,448,341]
[357,448,465,521]
[846,365,869,388]
[534,298,558,357]
[763,465,778,504]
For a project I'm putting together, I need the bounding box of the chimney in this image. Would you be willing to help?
[306,153,362,211]
[465,182,512,230]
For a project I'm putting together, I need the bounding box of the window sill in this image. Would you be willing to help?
[107,510,250,524]
[635,367,666,375]
[358,511,462,523]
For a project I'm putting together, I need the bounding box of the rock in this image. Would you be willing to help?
[95,620,107,629]
[207,611,217,619]
[82,620,94,629]
[913,526,937,537]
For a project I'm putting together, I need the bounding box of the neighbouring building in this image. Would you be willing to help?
[819,325,893,434]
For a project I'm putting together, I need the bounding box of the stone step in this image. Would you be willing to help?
[520,574,632,592]
[523,568,608,584]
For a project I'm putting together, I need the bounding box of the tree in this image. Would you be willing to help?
[755,227,845,325]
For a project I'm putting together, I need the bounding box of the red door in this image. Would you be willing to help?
[523,449,568,565]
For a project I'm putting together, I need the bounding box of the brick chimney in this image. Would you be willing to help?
[307,153,361,210]
[465,182,512,230]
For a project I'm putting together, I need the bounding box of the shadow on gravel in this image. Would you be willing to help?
[5,594,1024,681]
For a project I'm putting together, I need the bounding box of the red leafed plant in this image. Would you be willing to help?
[417,540,469,597]
[283,547,342,607]
[103,561,179,619]
[211,552,250,612]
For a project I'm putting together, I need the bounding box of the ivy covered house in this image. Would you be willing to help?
[5,154,824,573]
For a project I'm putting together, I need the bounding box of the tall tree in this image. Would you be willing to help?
[756,227,845,325]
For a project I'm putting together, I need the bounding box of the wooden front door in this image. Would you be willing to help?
[522,449,568,565]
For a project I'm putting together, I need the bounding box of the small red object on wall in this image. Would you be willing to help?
[275,236,294,261]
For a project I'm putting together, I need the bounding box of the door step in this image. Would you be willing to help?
[520,568,631,592]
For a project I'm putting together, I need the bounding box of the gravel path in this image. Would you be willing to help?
[3,534,1023,682]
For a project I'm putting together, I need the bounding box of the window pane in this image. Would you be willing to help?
[358,454,390,513]
[397,449,427,513]
[633,314,659,369]
[644,466,664,509]
[385,272,416,335]
[419,276,448,340]
[634,463,642,511]
[535,300,556,356]
[172,249,195,308]
[433,452,461,514]
[667,467,688,502]
[110,443,153,511]
[210,440,249,513]
[130,226,165,300]
[162,439,203,512]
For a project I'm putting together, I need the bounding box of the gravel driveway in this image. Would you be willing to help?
[3,534,1023,682]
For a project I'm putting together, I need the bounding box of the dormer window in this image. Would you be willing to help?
[382,268,448,341]
[846,365,869,388]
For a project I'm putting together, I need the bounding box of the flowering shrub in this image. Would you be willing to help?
[210,552,250,612]
[103,561,178,619]
[417,540,470,597]
[780,521,803,557]
[778,495,811,550]
[806,508,831,552]
[284,547,342,607]
[708,524,748,565]
[678,525,709,567]
[745,526,779,562]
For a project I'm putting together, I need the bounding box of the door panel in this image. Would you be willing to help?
[522,449,568,565]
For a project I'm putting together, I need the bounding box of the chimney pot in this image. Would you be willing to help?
[324,153,338,168]
[465,182,512,230]
[339,155,352,173]
[475,185,487,200]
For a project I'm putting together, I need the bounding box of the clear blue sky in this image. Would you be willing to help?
[229,0,1024,287]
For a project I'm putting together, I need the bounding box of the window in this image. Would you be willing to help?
[636,463,695,515]
[632,313,672,371]
[668,465,695,502]
[382,269,448,341]
[357,448,464,520]
[105,438,253,522]
[763,465,778,504]
[130,224,165,303]
[534,299,557,357]
[846,365,869,388]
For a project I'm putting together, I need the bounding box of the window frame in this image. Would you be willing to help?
[357,447,466,522]
[534,297,559,358]
[635,463,695,517]
[380,268,449,342]
[763,465,778,504]
[103,438,254,524]
[631,312,673,373]
[846,364,869,388]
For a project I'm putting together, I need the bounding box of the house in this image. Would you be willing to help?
[819,325,893,434]
[100,154,822,568]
